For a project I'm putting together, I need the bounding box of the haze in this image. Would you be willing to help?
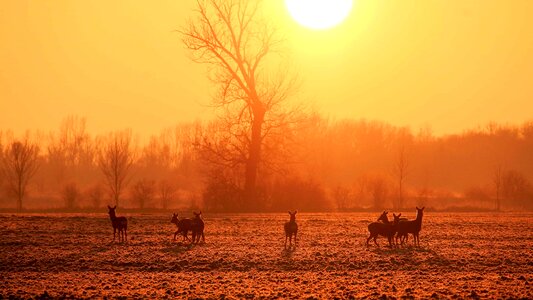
[1,0,532,137]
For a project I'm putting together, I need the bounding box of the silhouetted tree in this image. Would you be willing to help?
[182,0,297,210]
[48,116,95,186]
[87,183,104,209]
[0,137,40,211]
[502,170,531,208]
[97,130,135,207]
[62,182,80,209]
[393,134,411,209]
[131,179,156,209]
[369,175,389,210]
[333,185,351,211]
[493,165,503,211]
[158,179,175,209]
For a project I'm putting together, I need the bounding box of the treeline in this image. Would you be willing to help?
[0,116,532,212]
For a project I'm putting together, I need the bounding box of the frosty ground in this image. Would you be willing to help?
[0,212,532,299]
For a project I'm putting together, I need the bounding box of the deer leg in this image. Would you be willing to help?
[294,232,297,246]
[366,234,373,246]
[373,236,379,247]
[113,228,116,242]
[124,228,127,242]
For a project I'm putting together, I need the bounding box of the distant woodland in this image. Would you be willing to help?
[1,116,532,212]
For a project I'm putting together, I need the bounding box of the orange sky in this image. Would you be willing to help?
[1,0,532,138]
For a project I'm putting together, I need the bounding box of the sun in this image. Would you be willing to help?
[286,0,353,30]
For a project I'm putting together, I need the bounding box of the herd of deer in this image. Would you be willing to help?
[367,207,425,248]
[107,206,424,249]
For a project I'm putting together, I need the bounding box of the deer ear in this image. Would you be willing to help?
[422,207,425,210]
[113,205,116,209]
[288,211,291,215]
[416,206,419,210]
[107,205,111,209]
[294,211,297,215]
[393,213,397,217]
[398,213,402,217]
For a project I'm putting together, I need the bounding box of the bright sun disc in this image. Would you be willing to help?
[286,0,353,30]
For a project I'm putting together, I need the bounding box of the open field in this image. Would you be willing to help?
[1,212,532,299]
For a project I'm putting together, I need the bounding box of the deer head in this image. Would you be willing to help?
[378,211,389,223]
[416,207,425,219]
[171,213,178,224]
[107,205,117,217]
[288,211,297,222]
[393,213,402,224]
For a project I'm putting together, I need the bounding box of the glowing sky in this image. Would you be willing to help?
[1,0,532,137]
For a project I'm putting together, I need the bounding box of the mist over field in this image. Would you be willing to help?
[1,117,532,213]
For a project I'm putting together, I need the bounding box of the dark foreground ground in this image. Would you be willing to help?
[0,212,532,299]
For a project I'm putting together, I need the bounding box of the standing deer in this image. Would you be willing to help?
[284,211,298,248]
[396,206,425,246]
[366,211,401,248]
[107,205,127,242]
[395,215,410,244]
[191,211,205,244]
[170,213,192,242]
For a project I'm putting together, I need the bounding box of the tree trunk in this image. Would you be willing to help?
[17,177,22,212]
[243,109,264,211]
[496,188,500,211]
[17,195,22,212]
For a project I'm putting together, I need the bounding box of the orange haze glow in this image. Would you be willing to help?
[1,0,533,137]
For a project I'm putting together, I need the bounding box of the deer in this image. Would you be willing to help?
[366,211,401,248]
[284,211,298,248]
[170,213,193,242]
[191,211,205,244]
[394,216,410,244]
[396,206,425,246]
[107,205,127,242]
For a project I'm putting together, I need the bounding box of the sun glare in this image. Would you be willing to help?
[286,0,353,30]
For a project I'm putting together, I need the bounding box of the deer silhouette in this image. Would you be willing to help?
[366,211,401,248]
[170,213,193,242]
[107,205,127,242]
[284,211,298,248]
[396,207,425,246]
[191,211,205,244]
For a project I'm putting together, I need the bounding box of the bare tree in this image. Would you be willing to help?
[333,185,351,211]
[131,179,155,210]
[0,136,40,211]
[502,170,530,208]
[181,0,297,209]
[158,179,176,209]
[87,183,104,209]
[493,165,503,211]
[369,175,389,210]
[97,130,135,207]
[48,116,95,186]
[62,182,81,209]
[393,142,410,209]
